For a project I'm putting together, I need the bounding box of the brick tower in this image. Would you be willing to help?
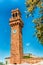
[9,8,24,64]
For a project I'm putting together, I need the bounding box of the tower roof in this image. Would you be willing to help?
[11,8,21,15]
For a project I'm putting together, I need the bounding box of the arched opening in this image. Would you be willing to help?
[14,63,17,65]
[12,13,17,17]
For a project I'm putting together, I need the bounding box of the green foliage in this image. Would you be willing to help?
[23,54,32,59]
[0,62,4,65]
[33,16,43,44]
[25,0,43,44]
[25,0,42,16]
[23,56,31,59]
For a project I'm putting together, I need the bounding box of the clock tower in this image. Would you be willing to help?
[9,8,24,64]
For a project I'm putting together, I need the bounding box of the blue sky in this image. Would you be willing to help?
[0,0,43,62]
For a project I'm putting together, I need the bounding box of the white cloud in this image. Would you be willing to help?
[26,43,30,46]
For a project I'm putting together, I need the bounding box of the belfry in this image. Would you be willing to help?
[5,8,43,65]
[9,8,24,64]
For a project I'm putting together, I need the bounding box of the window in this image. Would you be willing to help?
[16,13,17,17]
[6,61,8,65]
[12,13,17,17]
[14,63,17,65]
[13,14,15,17]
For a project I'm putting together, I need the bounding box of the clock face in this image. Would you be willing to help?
[13,30,17,33]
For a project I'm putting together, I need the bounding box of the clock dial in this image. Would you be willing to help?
[13,30,17,33]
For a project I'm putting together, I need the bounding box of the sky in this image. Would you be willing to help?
[0,0,43,62]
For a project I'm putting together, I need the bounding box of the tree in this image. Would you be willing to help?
[0,62,4,65]
[25,0,42,16]
[25,0,43,44]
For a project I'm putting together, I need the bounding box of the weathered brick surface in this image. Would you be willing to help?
[10,9,23,64]
[21,58,43,64]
